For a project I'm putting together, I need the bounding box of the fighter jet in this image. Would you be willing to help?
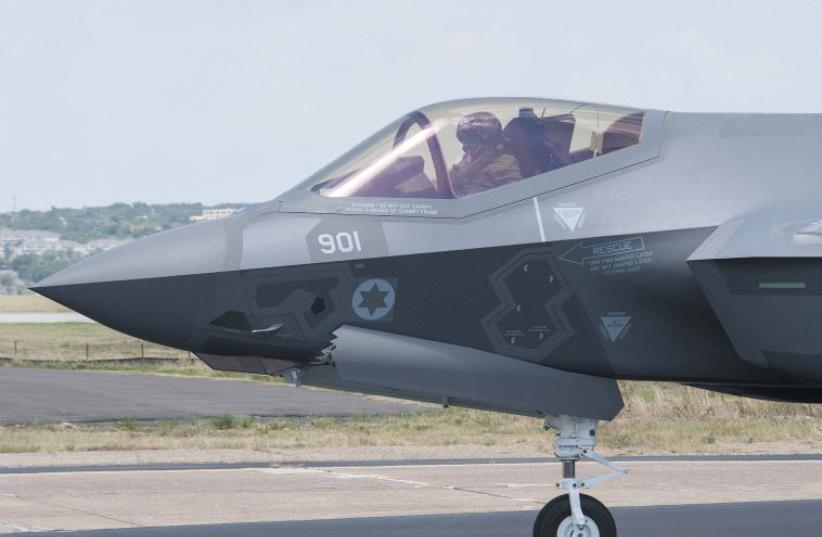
[33,97,822,537]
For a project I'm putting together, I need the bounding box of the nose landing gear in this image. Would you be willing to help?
[533,415,626,537]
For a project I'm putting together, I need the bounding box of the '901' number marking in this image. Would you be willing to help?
[318,231,362,255]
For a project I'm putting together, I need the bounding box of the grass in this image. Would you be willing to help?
[607,382,822,452]
[0,355,283,382]
[0,319,286,386]
[0,322,187,361]
[0,322,288,383]
[116,418,139,431]
[0,356,288,387]
[0,294,68,313]
[0,383,820,455]
[211,414,236,430]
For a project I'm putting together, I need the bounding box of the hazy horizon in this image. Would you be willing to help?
[3,0,822,211]
[0,200,249,214]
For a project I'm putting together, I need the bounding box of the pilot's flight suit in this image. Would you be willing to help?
[450,147,522,197]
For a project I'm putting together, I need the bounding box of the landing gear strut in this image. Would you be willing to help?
[533,415,626,537]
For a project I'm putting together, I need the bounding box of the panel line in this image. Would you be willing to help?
[532,197,546,242]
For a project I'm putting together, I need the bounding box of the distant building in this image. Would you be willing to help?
[190,208,236,222]
[0,228,124,260]
[0,228,59,244]
[83,238,125,253]
[20,238,72,255]
[0,228,59,258]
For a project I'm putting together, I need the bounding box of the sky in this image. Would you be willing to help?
[2,0,822,211]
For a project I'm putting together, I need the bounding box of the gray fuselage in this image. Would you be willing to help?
[34,105,822,414]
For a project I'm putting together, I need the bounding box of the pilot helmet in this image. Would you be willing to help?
[456,112,503,147]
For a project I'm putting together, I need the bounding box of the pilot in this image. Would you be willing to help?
[450,112,522,197]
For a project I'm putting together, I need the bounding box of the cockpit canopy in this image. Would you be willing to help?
[296,98,645,200]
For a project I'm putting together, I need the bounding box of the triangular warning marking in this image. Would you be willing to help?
[553,207,584,231]
[601,316,631,342]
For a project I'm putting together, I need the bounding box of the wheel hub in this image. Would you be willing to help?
[557,515,600,537]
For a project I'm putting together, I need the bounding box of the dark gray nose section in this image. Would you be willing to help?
[32,219,236,348]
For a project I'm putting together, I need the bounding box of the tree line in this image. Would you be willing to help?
[0,202,244,285]
[0,202,244,243]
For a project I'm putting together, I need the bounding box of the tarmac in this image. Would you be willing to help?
[17,502,822,537]
[1,368,820,535]
[0,367,415,424]
[1,456,821,535]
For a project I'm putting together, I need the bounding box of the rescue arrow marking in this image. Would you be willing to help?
[559,237,645,265]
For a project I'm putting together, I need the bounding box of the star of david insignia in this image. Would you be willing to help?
[352,279,396,321]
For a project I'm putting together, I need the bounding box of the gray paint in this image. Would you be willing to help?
[36,109,822,285]
[318,325,623,420]
[38,218,231,287]
[32,101,822,419]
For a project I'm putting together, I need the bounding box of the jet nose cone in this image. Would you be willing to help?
[35,218,233,289]
[32,219,238,348]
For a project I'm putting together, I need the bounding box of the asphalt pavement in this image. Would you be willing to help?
[2,457,822,535]
[0,367,415,424]
[15,501,822,536]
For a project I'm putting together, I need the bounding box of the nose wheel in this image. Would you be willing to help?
[533,493,614,537]
[535,415,625,537]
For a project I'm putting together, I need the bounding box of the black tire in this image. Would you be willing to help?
[533,493,616,537]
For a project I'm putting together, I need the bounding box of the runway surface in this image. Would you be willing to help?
[2,456,822,535]
[0,367,415,424]
[23,501,822,537]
